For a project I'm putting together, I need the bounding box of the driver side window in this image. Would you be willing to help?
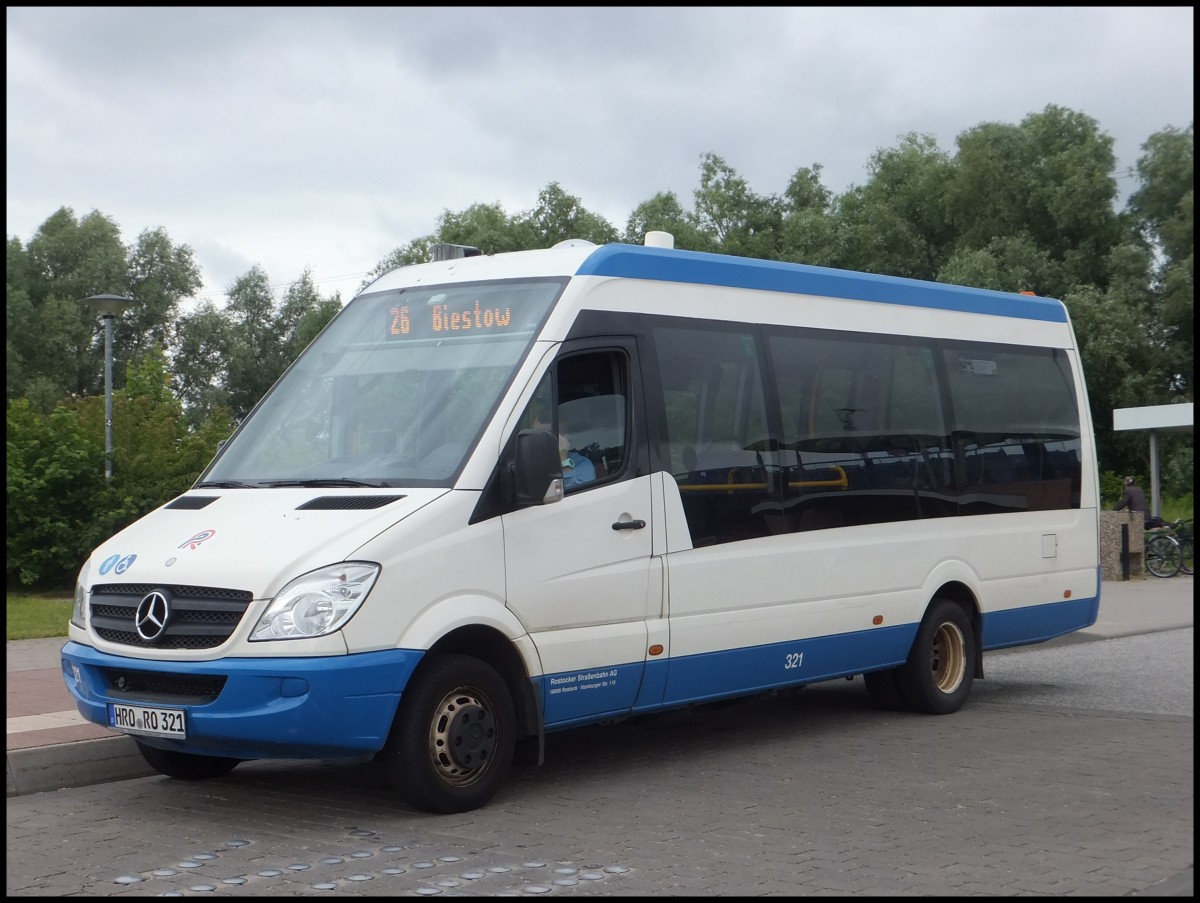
[520,349,630,491]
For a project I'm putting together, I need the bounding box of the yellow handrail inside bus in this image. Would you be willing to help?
[677,465,848,491]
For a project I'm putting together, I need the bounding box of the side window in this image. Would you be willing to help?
[519,349,630,492]
[943,344,1081,512]
[654,324,773,546]
[770,330,953,530]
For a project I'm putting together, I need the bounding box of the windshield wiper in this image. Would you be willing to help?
[261,478,393,488]
[194,480,258,489]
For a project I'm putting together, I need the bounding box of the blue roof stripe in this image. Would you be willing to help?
[575,244,1068,323]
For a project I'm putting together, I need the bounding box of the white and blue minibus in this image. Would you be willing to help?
[62,232,1101,812]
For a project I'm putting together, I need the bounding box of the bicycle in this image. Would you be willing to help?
[1143,519,1187,578]
[1168,518,1193,576]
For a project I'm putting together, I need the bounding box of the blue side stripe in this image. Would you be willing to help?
[981,594,1099,649]
[576,244,1068,323]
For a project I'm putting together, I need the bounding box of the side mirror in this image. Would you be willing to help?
[513,429,563,507]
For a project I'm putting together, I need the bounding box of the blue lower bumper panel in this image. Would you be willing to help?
[60,641,423,760]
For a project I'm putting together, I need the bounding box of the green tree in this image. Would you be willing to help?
[126,226,203,360]
[778,164,842,268]
[6,398,107,588]
[173,300,234,427]
[7,207,201,409]
[622,191,714,252]
[834,133,955,279]
[1128,123,1194,396]
[518,182,619,247]
[218,267,341,421]
[944,105,1122,297]
[692,153,784,259]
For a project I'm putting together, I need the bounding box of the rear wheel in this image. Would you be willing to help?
[894,598,976,715]
[382,654,515,814]
[136,742,241,780]
[1145,536,1182,578]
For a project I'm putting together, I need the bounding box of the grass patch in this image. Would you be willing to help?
[7,594,73,640]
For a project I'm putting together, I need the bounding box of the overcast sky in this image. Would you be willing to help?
[6,7,1195,306]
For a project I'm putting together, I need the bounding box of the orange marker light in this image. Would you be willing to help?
[872,615,884,625]
[1064,590,1072,598]
[649,644,664,656]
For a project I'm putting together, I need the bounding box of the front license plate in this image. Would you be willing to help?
[108,703,186,739]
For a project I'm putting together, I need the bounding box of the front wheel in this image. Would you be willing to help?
[1145,536,1182,578]
[1176,537,1193,576]
[895,598,976,715]
[382,654,516,814]
[136,742,241,780]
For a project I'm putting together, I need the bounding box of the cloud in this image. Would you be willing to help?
[6,7,1193,304]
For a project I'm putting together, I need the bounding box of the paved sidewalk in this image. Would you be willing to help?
[7,575,1193,798]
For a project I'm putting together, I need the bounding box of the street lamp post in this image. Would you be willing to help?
[81,294,136,480]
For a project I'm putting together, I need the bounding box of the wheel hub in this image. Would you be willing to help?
[431,693,497,776]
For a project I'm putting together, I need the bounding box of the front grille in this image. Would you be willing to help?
[99,667,227,704]
[89,583,253,650]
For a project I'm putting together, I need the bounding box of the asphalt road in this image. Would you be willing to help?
[6,625,1193,897]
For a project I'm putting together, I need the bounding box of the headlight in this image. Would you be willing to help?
[71,560,91,629]
[250,563,380,641]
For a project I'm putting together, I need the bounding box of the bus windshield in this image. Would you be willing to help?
[199,278,564,488]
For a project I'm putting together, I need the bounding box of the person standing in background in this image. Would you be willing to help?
[1114,476,1152,525]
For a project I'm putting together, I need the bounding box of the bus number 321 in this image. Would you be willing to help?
[785,652,804,670]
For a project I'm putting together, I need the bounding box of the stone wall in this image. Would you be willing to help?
[1100,510,1144,580]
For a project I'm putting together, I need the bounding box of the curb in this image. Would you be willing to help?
[6,735,154,798]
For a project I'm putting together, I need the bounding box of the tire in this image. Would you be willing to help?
[863,668,907,711]
[1177,537,1193,576]
[136,741,241,780]
[894,598,976,715]
[1145,536,1182,578]
[382,654,515,814]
